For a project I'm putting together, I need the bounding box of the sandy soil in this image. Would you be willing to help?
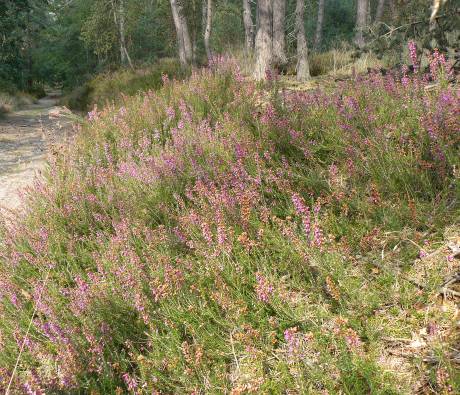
[0,95,75,211]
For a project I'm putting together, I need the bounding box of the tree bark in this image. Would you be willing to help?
[354,0,368,49]
[314,0,325,50]
[243,0,255,53]
[375,0,385,21]
[253,0,273,80]
[114,0,133,69]
[272,0,287,67]
[170,0,193,65]
[366,0,371,25]
[204,0,212,62]
[295,0,310,81]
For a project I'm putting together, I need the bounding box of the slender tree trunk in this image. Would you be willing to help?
[181,11,193,63]
[170,0,193,65]
[366,0,371,25]
[295,0,310,81]
[314,0,325,50]
[202,0,207,35]
[243,0,254,53]
[113,0,133,69]
[119,0,133,69]
[272,0,287,68]
[375,0,385,21]
[254,0,273,80]
[354,0,368,49]
[204,0,212,61]
[170,0,186,65]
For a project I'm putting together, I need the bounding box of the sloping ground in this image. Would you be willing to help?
[0,95,75,210]
[0,67,458,393]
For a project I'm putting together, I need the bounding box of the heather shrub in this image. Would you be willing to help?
[0,60,458,393]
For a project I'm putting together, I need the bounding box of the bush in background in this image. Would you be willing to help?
[62,58,189,111]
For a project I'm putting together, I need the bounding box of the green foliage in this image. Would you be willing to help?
[61,58,188,110]
[366,0,460,63]
[0,0,50,91]
[80,0,119,61]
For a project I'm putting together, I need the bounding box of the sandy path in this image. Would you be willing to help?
[0,95,75,211]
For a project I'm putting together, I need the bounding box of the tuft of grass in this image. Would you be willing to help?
[309,49,386,77]
[0,92,36,117]
[0,93,14,117]
[0,57,458,394]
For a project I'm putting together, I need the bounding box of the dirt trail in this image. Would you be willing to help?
[0,95,75,211]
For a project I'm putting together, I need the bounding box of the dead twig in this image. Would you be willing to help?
[438,272,460,299]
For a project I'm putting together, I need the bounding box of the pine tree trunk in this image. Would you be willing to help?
[243,0,254,53]
[295,0,310,81]
[314,0,325,50]
[272,0,287,68]
[354,0,368,49]
[170,0,193,65]
[204,0,212,62]
[254,0,273,80]
[375,0,385,21]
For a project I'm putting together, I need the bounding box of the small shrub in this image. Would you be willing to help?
[0,93,14,116]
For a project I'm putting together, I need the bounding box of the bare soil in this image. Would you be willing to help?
[0,95,75,211]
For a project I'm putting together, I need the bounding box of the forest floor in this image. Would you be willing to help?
[0,93,75,210]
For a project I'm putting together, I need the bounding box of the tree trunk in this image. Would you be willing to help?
[170,0,193,65]
[375,0,385,21]
[253,0,273,80]
[366,0,371,25]
[118,0,134,69]
[354,0,368,49]
[314,0,325,50]
[204,0,212,62]
[114,0,133,69]
[243,0,255,53]
[272,0,287,68]
[295,0,310,81]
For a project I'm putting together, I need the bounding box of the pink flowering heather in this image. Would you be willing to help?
[408,41,419,73]
[122,373,138,391]
[255,272,274,303]
[401,65,410,86]
[291,193,311,238]
[284,327,301,356]
[344,328,363,352]
[0,57,458,393]
[429,48,453,81]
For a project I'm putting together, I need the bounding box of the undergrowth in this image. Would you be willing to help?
[0,56,459,394]
[61,58,189,111]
